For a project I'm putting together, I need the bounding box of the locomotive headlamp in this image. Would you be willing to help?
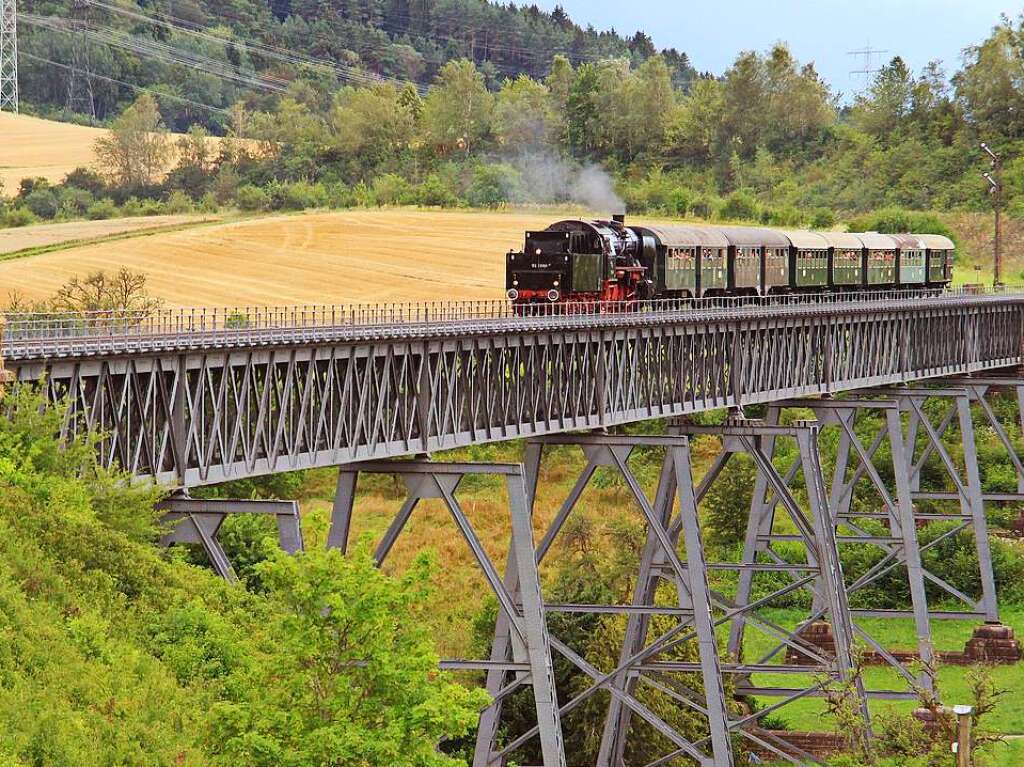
[536,248,543,255]
[547,289,560,302]
[553,280,559,287]
[507,288,519,300]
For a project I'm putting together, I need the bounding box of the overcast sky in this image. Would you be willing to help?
[533,1,1018,101]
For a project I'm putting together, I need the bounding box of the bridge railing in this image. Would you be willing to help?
[0,286,1012,344]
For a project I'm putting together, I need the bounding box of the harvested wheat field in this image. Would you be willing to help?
[0,214,217,257]
[0,113,109,193]
[0,209,577,307]
[0,113,254,194]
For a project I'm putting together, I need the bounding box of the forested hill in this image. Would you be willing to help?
[19,0,697,124]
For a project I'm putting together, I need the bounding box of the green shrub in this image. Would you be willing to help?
[465,163,522,208]
[847,207,955,240]
[371,173,414,206]
[703,453,756,551]
[235,184,271,211]
[690,193,722,221]
[58,186,95,217]
[17,176,49,198]
[0,383,487,766]
[810,207,836,229]
[668,187,693,217]
[23,188,59,219]
[62,167,107,196]
[86,199,118,220]
[1,207,38,227]
[720,189,760,222]
[197,191,219,213]
[121,197,165,216]
[763,205,804,227]
[163,190,194,214]
[417,173,461,207]
[280,180,327,211]
[323,182,353,209]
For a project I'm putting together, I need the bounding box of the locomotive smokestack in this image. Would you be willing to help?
[613,213,626,225]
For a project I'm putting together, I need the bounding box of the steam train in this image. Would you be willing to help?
[504,215,955,305]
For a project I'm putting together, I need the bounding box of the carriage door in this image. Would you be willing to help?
[734,246,761,292]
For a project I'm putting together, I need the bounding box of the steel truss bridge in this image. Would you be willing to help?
[4,289,1024,767]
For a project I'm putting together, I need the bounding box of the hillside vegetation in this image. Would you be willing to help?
[0,385,486,766]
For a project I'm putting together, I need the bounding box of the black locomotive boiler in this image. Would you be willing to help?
[505,216,954,306]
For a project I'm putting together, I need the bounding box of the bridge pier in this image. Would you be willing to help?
[737,399,937,693]
[157,494,304,582]
[869,384,1022,663]
[327,459,566,767]
[474,423,872,767]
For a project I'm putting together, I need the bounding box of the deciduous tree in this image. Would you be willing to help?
[208,547,488,767]
[93,94,172,189]
[420,59,494,155]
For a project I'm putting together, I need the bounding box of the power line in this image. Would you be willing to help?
[22,13,292,94]
[21,49,232,114]
[79,0,428,94]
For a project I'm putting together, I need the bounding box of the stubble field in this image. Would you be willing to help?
[0,208,572,307]
[0,112,110,193]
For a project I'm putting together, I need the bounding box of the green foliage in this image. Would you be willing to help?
[23,187,60,219]
[57,186,96,217]
[0,207,38,228]
[720,189,760,222]
[847,207,956,241]
[86,199,118,220]
[418,173,461,207]
[0,384,486,766]
[465,163,523,207]
[811,207,837,228]
[372,173,415,206]
[235,184,271,211]
[702,454,756,551]
[421,60,495,155]
[207,547,488,767]
[164,190,195,214]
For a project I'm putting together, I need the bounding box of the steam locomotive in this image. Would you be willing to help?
[504,215,955,305]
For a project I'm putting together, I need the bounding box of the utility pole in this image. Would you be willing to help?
[0,0,18,113]
[981,142,1003,286]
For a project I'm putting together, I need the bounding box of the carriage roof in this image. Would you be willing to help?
[854,232,898,250]
[637,225,730,248]
[780,230,830,250]
[889,233,927,250]
[716,226,791,248]
[915,233,956,250]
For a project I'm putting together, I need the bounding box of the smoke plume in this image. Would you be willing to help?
[512,152,626,215]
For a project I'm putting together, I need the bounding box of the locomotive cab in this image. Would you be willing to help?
[506,230,582,303]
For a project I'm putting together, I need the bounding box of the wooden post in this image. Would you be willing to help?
[954,705,974,767]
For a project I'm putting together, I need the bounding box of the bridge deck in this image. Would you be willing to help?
[3,290,1023,486]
